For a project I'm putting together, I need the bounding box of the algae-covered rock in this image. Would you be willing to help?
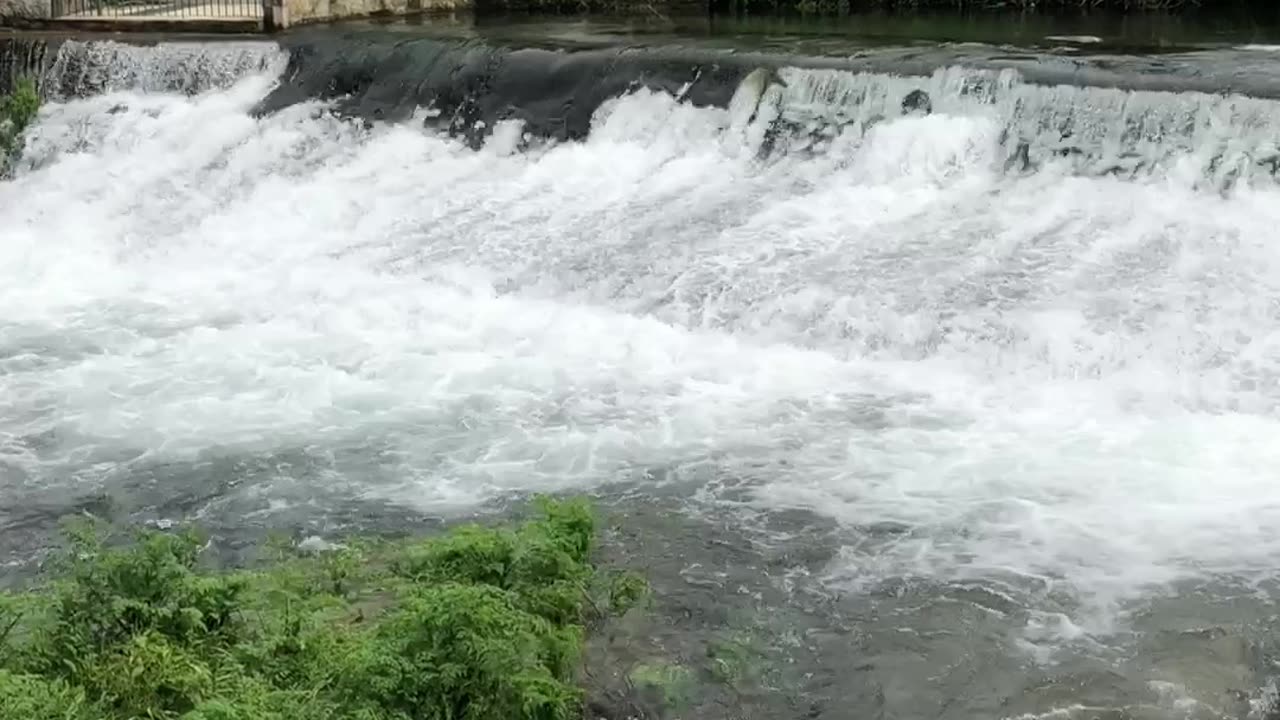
[629,661,696,710]
[706,631,769,689]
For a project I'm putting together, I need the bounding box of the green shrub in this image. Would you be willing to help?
[353,583,581,720]
[394,498,596,627]
[0,497,640,720]
[84,631,215,718]
[0,669,98,720]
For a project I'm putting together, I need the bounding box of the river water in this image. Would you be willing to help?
[3,27,1280,719]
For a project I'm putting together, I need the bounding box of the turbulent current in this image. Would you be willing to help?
[4,32,1280,719]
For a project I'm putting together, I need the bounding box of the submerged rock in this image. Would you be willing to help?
[901,89,932,116]
[728,66,788,127]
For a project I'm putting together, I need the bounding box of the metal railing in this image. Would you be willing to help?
[50,0,263,20]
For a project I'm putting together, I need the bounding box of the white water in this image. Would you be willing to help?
[3,49,1280,636]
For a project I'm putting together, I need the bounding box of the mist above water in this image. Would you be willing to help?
[2,40,1279,660]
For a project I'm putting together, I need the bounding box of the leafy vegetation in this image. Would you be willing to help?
[1,76,39,173]
[0,497,646,720]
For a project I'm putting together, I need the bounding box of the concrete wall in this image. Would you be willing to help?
[0,0,53,21]
[0,0,462,30]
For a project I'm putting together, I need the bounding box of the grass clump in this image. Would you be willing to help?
[1,76,39,173]
[0,497,636,720]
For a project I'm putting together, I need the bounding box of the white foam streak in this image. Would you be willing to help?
[3,70,1280,623]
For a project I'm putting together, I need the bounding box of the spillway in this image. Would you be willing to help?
[3,28,1280,720]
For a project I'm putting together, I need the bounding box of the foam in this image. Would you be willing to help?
[4,59,1280,628]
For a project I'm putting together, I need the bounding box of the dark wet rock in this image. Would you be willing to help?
[1006,141,1033,172]
[582,657,664,720]
[1138,626,1259,718]
[582,496,868,720]
[1001,669,1134,716]
[860,520,912,537]
[901,88,932,115]
[943,582,1021,616]
[762,543,837,572]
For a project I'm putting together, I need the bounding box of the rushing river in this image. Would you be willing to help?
[3,28,1280,719]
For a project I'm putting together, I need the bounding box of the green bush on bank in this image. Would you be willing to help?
[0,498,644,720]
[0,76,39,170]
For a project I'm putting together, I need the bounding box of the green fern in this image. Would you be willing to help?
[0,497,637,720]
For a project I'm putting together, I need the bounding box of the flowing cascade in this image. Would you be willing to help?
[758,66,1280,188]
[5,36,1280,190]
[3,33,1280,720]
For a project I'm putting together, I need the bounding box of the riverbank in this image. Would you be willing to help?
[0,498,656,720]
